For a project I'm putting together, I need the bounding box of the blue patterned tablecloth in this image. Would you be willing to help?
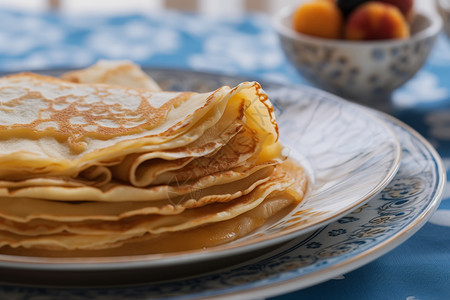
[0,8,449,300]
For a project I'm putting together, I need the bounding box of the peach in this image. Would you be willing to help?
[344,2,410,40]
[292,0,343,39]
[378,0,414,19]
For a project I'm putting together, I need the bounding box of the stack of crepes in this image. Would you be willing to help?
[0,61,307,256]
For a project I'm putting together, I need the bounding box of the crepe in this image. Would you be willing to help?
[0,159,306,251]
[0,164,276,222]
[0,72,280,178]
[0,62,307,254]
[61,60,162,91]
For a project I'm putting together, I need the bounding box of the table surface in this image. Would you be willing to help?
[0,7,449,300]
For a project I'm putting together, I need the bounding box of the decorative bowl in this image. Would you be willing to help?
[274,5,442,106]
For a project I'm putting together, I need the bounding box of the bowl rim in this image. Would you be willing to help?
[273,5,443,46]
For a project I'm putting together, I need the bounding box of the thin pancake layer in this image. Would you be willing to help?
[0,76,279,187]
[61,60,162,91]
[0,164,276,222]
[0,160,306,251]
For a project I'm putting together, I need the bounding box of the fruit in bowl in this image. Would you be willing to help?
[337,0,413,19]
[293,0,414,41]
[274,0,442,105]
[292,0,343,39]
[344,2,410,40]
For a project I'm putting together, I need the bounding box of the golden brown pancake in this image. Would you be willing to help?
[62,60,162,91]
[0,63,307,255]
[0,160,306,251]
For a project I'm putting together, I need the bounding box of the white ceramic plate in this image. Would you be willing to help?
[0,69,401,278]
[0,70,444,299]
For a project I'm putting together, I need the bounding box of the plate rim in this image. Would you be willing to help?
[203,111,446,300]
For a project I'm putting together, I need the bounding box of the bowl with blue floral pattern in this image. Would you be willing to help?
[274,6,442,106]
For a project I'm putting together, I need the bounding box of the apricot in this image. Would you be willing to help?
[292,0,343,39]
[344,2,410,40]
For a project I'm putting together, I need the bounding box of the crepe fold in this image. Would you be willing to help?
[0,62,307,254]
